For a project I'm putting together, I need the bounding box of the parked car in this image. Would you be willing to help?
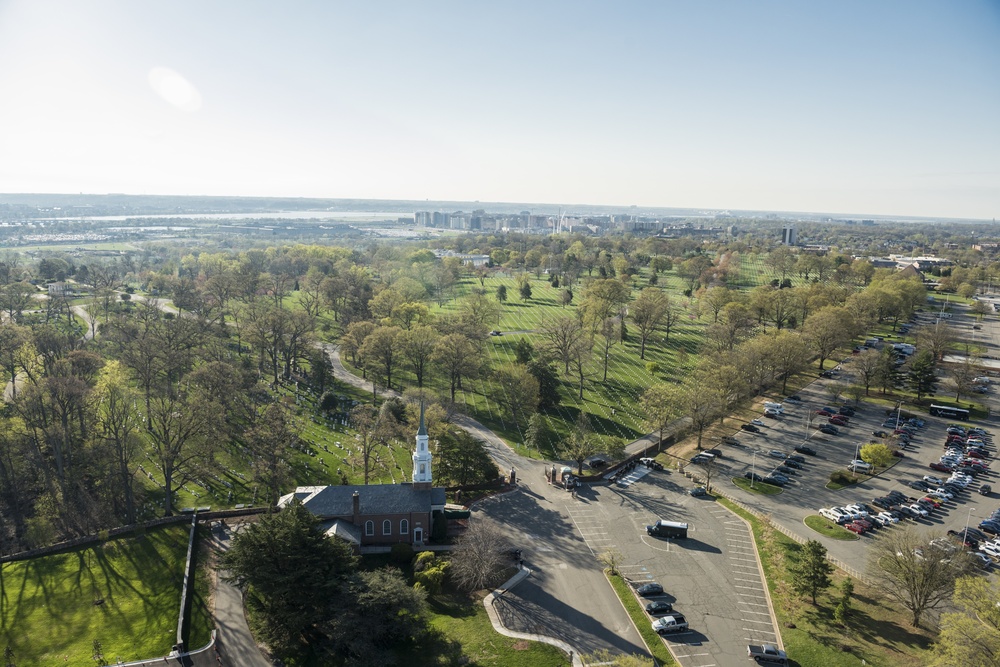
[947,529,979,548]
[818,425,839,435]
[981,484,993,495]
[872,430,888,438]
[721,435,741,445]
[689,486,707,497]
[874,512,899,526]
[645,600,674,615]
[923,475,944,485]
[909,480,932,491]
[744,471,764,482]
[785,395,803,403]
[930,462,954,473]
[751,419,765,426]
[794,445,817,455]
[829,416,849,426]
[763,475,787,486]
[845,522,866,534]
[741,424,760,433]
[763,410,781,418]
[640,457,665,471]
[768,449,785,459]
[775,466,795,476]
[652,614,688,634]
[782,459,803,469]
[637,582,664,597]
[816,409,835,417]
[489,330,502,336]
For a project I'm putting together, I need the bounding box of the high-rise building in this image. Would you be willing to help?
[781,225,797,246]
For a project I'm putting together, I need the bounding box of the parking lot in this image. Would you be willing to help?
[569,470,781,667]
[713,306,1000,576]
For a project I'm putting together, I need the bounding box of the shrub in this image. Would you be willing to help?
[413,550,437,572]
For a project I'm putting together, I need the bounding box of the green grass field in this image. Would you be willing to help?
[0,525,211,665]
[803,515,859,540]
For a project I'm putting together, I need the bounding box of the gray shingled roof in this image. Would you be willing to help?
[300,484,446,517]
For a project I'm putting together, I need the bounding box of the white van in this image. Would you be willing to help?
[973,377,991,385]
[763,402,784,412]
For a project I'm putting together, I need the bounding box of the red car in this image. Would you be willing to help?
[967,450,988,459]
[829,416,849,426]
[816,409,834,417]
[920,496,943,508]
[845,522,866,535]
[929,462,953,472]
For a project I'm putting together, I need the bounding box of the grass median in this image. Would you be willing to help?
[804,515,860,541]
[733,476,783,495]
[605,570,677,666]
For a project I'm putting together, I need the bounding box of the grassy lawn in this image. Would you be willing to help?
[605,571,676,666]
[717,498,934,666]
[421,592,568,667]
[825,472,865,490]
[803,515,859,541]
[732,476,783,495]
[0,524,211,666]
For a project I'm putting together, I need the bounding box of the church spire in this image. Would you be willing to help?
[417,401,427,436]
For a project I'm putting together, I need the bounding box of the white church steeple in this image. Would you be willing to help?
[412,402,432,489]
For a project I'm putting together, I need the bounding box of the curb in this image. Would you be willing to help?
[483,565,584,667]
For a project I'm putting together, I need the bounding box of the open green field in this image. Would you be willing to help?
[14,242,139,252]
[0,525,211,666]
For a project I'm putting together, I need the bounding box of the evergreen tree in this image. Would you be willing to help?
[527,359,561,411]
[907,350,938,400]
[789,539,835,604]
[874,347,902,394]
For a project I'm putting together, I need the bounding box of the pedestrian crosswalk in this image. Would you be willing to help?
[612,465,652,488]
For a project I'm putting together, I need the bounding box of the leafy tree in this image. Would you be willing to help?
[932,576,1000,667]
[907,350,938,400]
[91,360,143,524]
[147,388,221,515]
[398,325,437,388]
[562,413,599,475]
[834,578,854,626]
[491,363,539,430]
[866,527,974,628]
[221,501,357,659]
[431,334,480,402]
[804,306,856,370]
[641,384,684,452]
[436,428,498,486]
[789,539,835,604]
[860,442,894,472]
[918,320,955,362]
[513,338,534,364]
[525,413,558,453]
[527,359,560,411]
[539,316,587,375]
[970,299,991,319]
[3,645,14,667]
[630,288,669,359]
[450,519,512,592]
[518,277,532,302]
[245,403,296,507]
[597,548,625,577]
[560,287,573,308]
[359,325,403,394]
[598,317,621,382]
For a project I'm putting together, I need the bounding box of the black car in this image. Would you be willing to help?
[741,424,761,433]
[871,498,892,510]
[646,600,674,615]
[872,430,888,438]
[775,466,795,476]
[965,527,990,543]
[782,459,803,469]
[744,471,764,482]
[763,476,787,486]
[886,491,908,502]
[787,395,803,402]
[786,455,806,463]
[794,445,817,456]
[981,484,992,495]
[818,424,839,435]
[839,406,856,416]
[946,529,979,548]
[909,480,931,491]
[820,370,835,378]
[637,582,664,597]
[979,521,1000,535]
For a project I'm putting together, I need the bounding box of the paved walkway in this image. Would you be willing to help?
[210,526,274,667]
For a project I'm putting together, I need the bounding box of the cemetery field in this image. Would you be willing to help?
[0,525,211,666]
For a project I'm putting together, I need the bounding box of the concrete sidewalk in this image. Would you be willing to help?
[483,566,584,667]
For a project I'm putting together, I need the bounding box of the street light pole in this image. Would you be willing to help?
[964,506,976,545]
[751,450,757,490]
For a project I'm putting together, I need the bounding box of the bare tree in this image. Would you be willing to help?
[349,404,393,485]
[866,527,975,628]
[450,519,513,592]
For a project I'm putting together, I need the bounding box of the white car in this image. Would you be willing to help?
[908,504,929,517]
[848,461,872,472]
[932,488,955,500]
[751,419,765,426]
[980,542,1000,559]
[927,491,951,502]
[845,504,869,517]
[874,512,899,525]
[819,508,840,522]
[923,475,944,486]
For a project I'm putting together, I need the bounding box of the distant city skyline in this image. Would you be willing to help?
[0,1,997,220]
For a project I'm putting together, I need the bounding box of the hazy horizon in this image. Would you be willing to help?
[1,1,997,220]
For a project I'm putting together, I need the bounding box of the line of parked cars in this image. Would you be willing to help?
[635,582,689,635]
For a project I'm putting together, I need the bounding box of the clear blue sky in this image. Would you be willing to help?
[1,1,998,219]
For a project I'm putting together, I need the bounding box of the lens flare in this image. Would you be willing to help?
[148,67,202,112]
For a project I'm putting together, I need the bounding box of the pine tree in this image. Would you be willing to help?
[789,539,835,604]
[907,350,938,400]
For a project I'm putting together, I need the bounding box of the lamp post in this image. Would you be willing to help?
[751,450,757,489]
[964,506,976,545]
